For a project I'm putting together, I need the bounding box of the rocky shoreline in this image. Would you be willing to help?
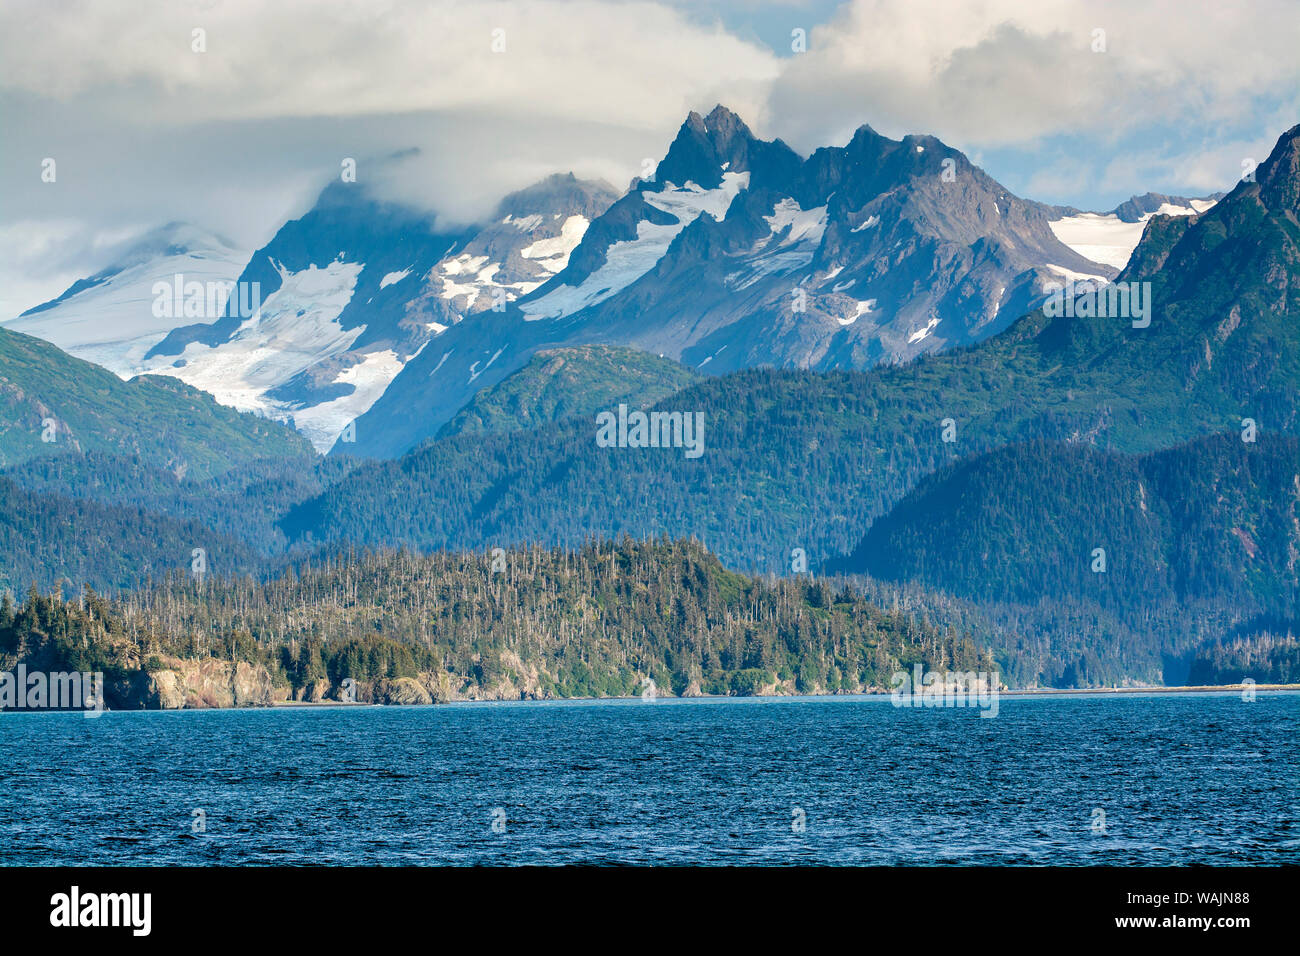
[81,657,1299,711]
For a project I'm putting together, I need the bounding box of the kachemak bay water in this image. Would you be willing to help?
[1,692,1296,866]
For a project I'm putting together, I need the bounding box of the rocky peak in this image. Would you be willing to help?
[653,105,799,191]
[1256,123,1300,215]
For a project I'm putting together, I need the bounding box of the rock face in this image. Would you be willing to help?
[370,677,434,706]
[122,659,283,709]
[299,677,332,703]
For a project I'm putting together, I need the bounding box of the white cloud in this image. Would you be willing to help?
[0,0,781,313]
[0,0,1296,315]
[0,0,778,129]
[764,0,1300,150]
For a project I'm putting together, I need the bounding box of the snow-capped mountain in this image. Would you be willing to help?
[406,173,621,325]
[135,172,618,451]
[9,106,1232,460]
[346,106,1123,456]
[4,222,248,373]
[1047,192,1221,271]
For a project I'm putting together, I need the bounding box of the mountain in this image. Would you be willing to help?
[437,344,702,440]
[838,434,1300,618]
[286,123,1300,577]
[4,222,248,372]
[0,325,314,479]
[1,448,354,566]
[347,105,1113,456]
[8,108,1218,461]
[136,169,619,452]
[1046,191,1222,271]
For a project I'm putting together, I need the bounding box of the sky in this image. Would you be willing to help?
[1,0,1296,318]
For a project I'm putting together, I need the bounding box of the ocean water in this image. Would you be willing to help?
[1,692,1296,865]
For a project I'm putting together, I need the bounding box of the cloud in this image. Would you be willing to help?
[0,0,782,312]
[0,0,1296,315]
[0,0,778,128]
[764,0,1299,150]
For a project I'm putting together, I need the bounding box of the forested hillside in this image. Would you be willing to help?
[438,345,702,440]
[0,476,258,593]
[841,433,1299,614]
[0,448,361,592]
[1187,631,1300,685]
[0,326,314,478]
[1,540,994,707]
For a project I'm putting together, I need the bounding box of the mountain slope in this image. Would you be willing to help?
[4,222,248,373]
[840,434,1299,615]
[286,123,1300,572]
[0,475,257,593]
[0,325,314,479]
[437,345,702,439]
[135,170,619,452]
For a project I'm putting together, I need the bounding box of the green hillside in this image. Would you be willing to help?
[1,539,995,706]
[0,325,315,479]
[438,345,702,440]
[841,433,1299,615]
[0,475,257,593]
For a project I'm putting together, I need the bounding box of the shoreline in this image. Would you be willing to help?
[267,681,1300,708]
[4,683,1295,718]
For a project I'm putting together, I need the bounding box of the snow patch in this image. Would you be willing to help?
[5,239,249,375]
[520,215,590,267]
[907,317,940,344]
[297,347,422,453]
[468,346,505,383]
[379,267,412,289]
[763,198,828,247]
[429,350,452,376]
[840,299,876,326]
[506,214,544,232]
[1048,214,1145,271]
[1045,263,1110,285]
[138,258,424,451]
[522,173,750,321]
[1049,199,1217,271]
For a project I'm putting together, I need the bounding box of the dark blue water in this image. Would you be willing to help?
[1,692,1296,865]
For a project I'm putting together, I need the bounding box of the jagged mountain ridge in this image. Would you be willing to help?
[347,105,1119,456]
[6,107,1250,461]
